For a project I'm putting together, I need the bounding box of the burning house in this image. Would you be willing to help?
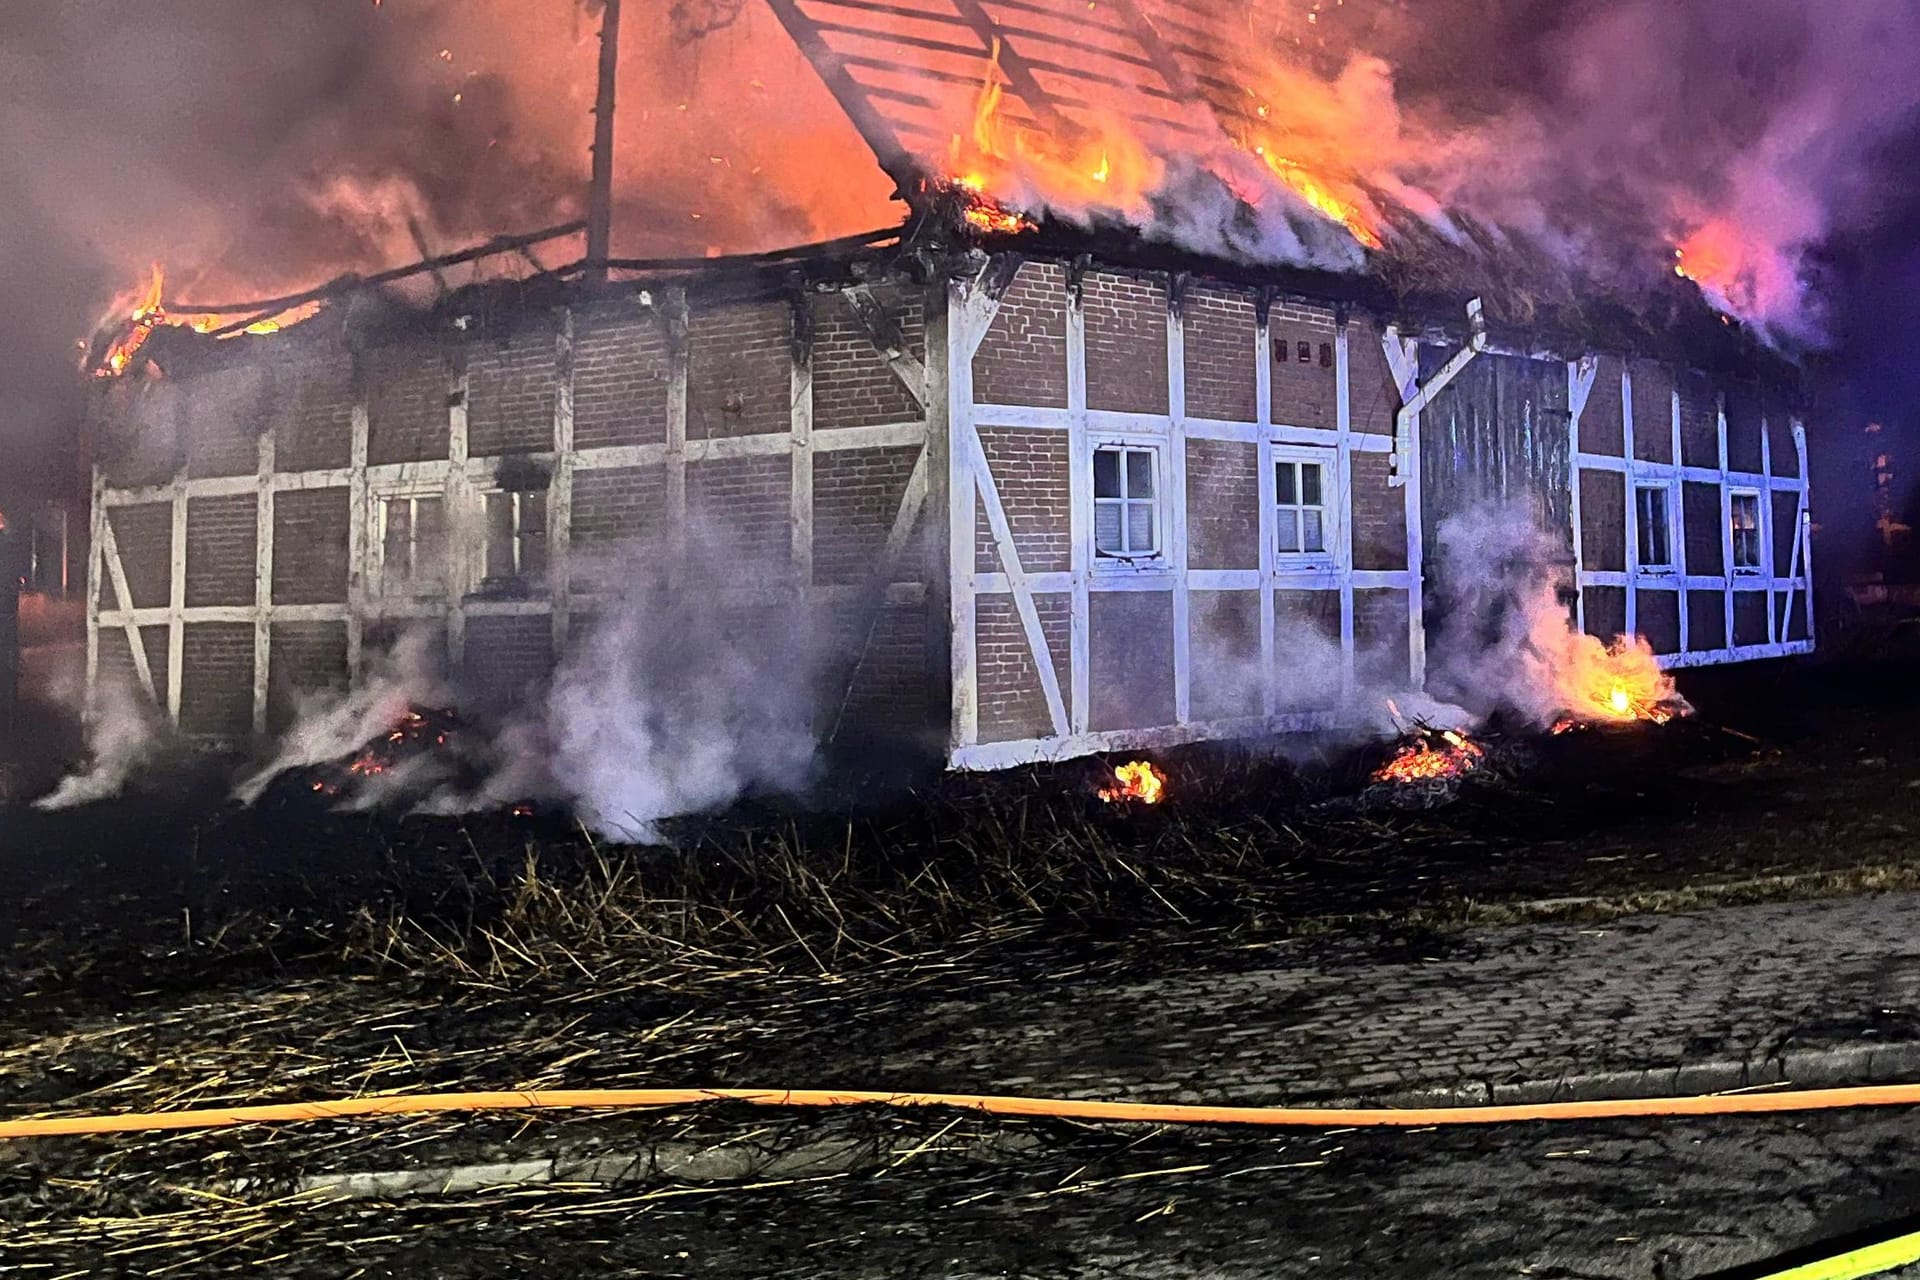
[76,0,1814,782]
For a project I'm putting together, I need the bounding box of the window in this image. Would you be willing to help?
[484,489,548,584]
[1274,453,1332,561]
[1730,490,1762,571]
[1635,483,1672,570]
[377,493,446,595]
[1093,445,1161,562]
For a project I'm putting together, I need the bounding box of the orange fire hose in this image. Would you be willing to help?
[7,1082,1920,1141]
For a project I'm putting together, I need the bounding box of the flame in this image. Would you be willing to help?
[1672,217,1798,329]
[1549,633,1686,730]
[90,263,321,378]
[1372,730,1486,784]
[1098,760,1166,805]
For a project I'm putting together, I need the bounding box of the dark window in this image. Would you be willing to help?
[484,490,548,583]
[1635,484,1672,570]
[1730,491,1762,570]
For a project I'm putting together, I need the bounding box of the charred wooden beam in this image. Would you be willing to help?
[585,0,622,280]
[764,0,923,200]
[944,0,1082,142]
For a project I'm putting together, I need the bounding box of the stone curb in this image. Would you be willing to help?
[215,1040,1920,1204]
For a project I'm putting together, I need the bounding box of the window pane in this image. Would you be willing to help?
[383,499,411,578]
[1126,449,1154,499]
[1275,461,1296,505]
[1126,500,1154,554]
[1301,463,1322,507]
[1094,502,1122,553]
[1302,509,1325,553]
[484,493,515,580]
[1637,487,1669,566]
[1277,511,1301,553]
[1094,449,1121,498]
[520,492,549,578]
[414,497,446,586]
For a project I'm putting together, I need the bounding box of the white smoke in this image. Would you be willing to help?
[34,675,168,810]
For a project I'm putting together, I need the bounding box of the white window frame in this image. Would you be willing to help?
[1089,438,1168,573]
[370,483,449,599]
[1728,487,1763,574]
[480,488,548,585]
[1271,444,1340,570]
[1634,480,1675,574]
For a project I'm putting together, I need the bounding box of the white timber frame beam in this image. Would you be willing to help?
[1166,277,1192,723]
[346,358,371,679]
[947,259,1016,750]
[1386,296,1487,491]
[1566,356,1598,634]
[790,294,815,586]
[96,501,156,703]
[1333,314,1356,695]
[83,463,105,707]
[1253,293,1277,716]
[166,460,187,723]
[548,306,576,653]
[252,420,276,734]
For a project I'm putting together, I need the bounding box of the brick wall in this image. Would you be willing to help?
[1268,298,1337,429]
[1724,385,1765,474]
[975,593,1070,742]
[570,465,668,549]
[276,352,355,472]
[1353,588,1410,688]
[464,614,552,709]
[1088,591,1175,731]
[687,455,791,572]
[1185,438,1259,570]
[687,300,790,440]
[98,627,168,701]
[1687,591,1727,653]
[1273,590,1340,711]
[973,261,1068,408]
[1347,317,1400,437]
[1733,592,1768,647]
[102,504,171,610]
[179,622,252,738]
[1586,585,1627,643]
[832,598,932,739]
[573,303,669,449]
[1579,470,1627,573]
[1189,589,1261,722]
[268,621,348,733]
[271,488,350,605]
[1683,481,1724,575]
[812,287,926,431]
[1766,388,1800,478]
[813,445,921,586]
[1580,356,1626,455]
[184,493,257,607]
[1630,360,1675,463]
[99,380,182,488]
[1350,450,1407,571]
[185,365,269,478]
[1182,286,1256,422]
[974,426,1071,573]
[1083,271,1168,414]
[1639,590,1681,655]
[1679,370,1718,468]
[467,320,557,457]
[366,342,451,465]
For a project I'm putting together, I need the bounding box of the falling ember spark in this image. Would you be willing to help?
[1098,760,1167,805]
[1372,730,1485,784]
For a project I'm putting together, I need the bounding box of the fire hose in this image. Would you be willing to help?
[9,1085,1920,1277]
[10,1080,1920,1140]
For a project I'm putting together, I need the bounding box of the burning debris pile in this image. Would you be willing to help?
[1372,729,1486,787]
[303,706,463,803]
[1097,760,1167,807]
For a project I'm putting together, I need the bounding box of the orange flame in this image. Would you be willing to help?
[1549,633,1684,730]
[91,263,320,378]
[1098,760,1167,805]
[1372,730,1485,784]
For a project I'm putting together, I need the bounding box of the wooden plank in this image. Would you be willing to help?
[1334,318,1355,695]
[346,356,370,680]
[840,284,929,409]
[252,419,276,735]
[1671,386,1688,653]
[969,425,1069,737]
[1167,283,1191,724]
[84,464,104,705]
[444,363,471,668]
[1255,302,1275,714]
[665,287,690,579]
[1761,412,1777,644]
[549,308,576,653]
[167,465,187,723]
[791,301,816,585]
[97,512,156,702]
[1066,281,1091,734]
[1621,366,1638,637]
[1566,357,1597,635]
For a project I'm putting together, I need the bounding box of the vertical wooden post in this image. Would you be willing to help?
[1254,296,1276,717]
[346,356,370,681]
[665,287,690,581]
[1333,316,1355,696]
[789,294,815,588]
[584,0,622,282]
[166,464,187,724]
[252,418,276,735]
[1065,279,1091,735]
[1760,413,1777,645]
[1566,359,1588,636]
[445,359,471,669]
[1621,367,1638,638]
[1670,385,1688,655]
[1717,393,1734,650]
[84,464,104,712]
[550,308,576,654]
[1166,277,1191,725]
[922,284,953,737]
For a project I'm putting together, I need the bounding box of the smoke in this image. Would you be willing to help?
[34,676,168,811]
[235,533,824,843]
[1426,500,1684,727]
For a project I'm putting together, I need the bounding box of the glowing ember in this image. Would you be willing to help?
[309,706,458,798]
[1098,760,1166,805]
[1372,730,1485,784]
